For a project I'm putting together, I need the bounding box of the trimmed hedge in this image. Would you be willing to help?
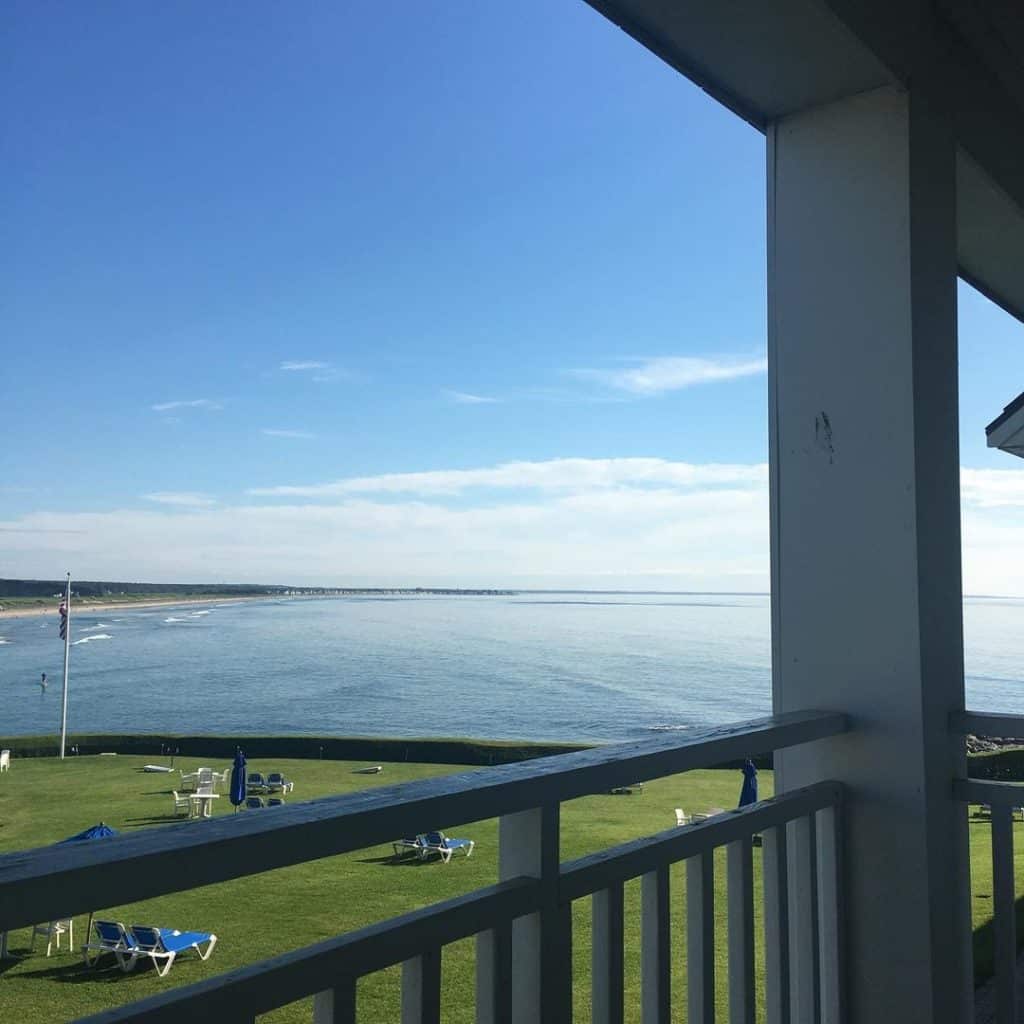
[0,733,591,766]
[0,733,776,771]
[966,746,1024,781]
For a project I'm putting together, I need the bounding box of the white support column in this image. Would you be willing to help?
[496,805,565,1023]
[768,84,973,1024]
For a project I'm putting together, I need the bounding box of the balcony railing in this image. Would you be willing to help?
[0,710,846,1023]
[953,710,1024,1024]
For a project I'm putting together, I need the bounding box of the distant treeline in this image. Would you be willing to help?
[0,579,517,599]
[0,579,289,599]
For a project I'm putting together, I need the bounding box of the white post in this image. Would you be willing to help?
[768,84,973,1023]
[59,571,71,760]
[493,805,566,1023]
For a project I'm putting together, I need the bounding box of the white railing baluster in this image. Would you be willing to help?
[815,805,842,1024]
[762,825,790,1024]
[475,921,512,1024]
[992,803,1017,1024]
[727,837,755,1024]
[312,981,356,1024]
[401,950,441,1024]
[787,815,817,1024]
[592,882,625,1024]
[686,851,715,1024]
[641,865,670,1024]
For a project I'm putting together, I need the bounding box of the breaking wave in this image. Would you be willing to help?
[72,633,112,645]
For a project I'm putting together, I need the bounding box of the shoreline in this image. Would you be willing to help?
[0,595,270,620]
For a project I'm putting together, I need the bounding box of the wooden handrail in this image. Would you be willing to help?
[0,710,845,931]
[559,781,841,901]
[74,877,542,1024]
[952,710,1024,740]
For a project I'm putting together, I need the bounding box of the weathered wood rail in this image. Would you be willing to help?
[954,710,1024,1024]
[0,710,848,1023]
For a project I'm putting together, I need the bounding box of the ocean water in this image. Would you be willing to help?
[0,593,1022,742]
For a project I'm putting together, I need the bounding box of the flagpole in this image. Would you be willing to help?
[59,571,71,760]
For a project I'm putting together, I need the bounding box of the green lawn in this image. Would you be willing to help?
[0,755,1014,1022]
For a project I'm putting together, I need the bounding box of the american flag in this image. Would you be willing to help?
[58,600,68,641]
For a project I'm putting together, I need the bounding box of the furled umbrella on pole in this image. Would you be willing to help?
[230,749,247,812]
[0,822,119,959]
[59,823,118,956]
[738,759,758,807]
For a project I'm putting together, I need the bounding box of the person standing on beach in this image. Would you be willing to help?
[39,672,47,694]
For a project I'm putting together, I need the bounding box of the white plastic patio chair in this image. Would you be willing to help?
[32,917,73,957]
[674,808,689,827]
[0,749,10,772]
[172,791,190,817]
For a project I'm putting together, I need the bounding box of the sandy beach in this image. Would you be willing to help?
[0,595,267,620]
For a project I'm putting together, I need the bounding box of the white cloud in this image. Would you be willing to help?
[248,458,768,498]
[262,429,316,440]
[280,361,329,372]
[143,492,217,507]
[151,399,222,412]
[0,484,770,590]
[961,467,1024,508]
[574,355,767,395]
[5,460,1024,594]
[443,390,498,405]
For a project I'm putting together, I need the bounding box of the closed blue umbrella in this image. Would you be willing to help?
[738,760,758,807]
[230,749,247,810]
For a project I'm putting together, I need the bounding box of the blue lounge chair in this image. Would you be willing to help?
[265,772,293,793]
[83,920,137,970]
[245,795,265,809]
[246,772,268,793]
[128,925,217,977]
[422,831,474,863]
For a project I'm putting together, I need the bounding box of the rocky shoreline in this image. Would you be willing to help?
[967,734,1024,754]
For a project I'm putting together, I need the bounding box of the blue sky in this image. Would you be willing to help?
[3,1,1024,591]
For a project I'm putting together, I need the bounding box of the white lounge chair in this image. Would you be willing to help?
[32,917,73,957]
[421,831,474,863]
[83,920,136,970]
[691,807,726,824]
[0,749,10,772]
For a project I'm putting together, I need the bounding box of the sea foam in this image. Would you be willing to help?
[72,633,112,645]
